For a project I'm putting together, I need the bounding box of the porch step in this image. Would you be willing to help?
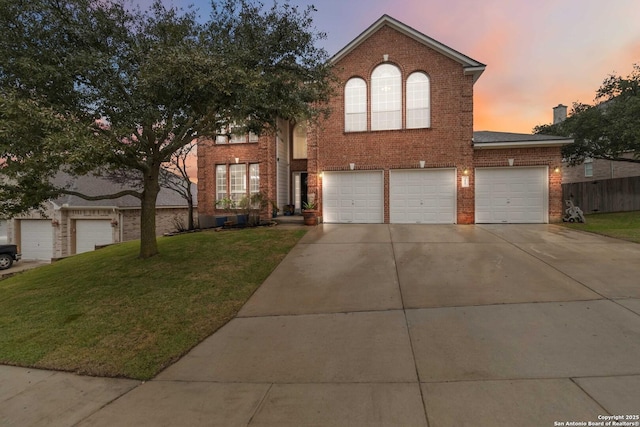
[273,215,305,226]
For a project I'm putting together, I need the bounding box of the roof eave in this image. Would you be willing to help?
[464,66,486,83]
[473,139,573,150]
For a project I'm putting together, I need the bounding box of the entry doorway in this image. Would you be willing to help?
[293,172,309,213]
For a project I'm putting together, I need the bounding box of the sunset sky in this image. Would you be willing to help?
[153,0,640,134]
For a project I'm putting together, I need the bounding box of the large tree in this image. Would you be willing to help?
[0,0,332,258]
[534,64,640,165]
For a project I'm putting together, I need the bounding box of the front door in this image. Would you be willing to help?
[293,172,309,213]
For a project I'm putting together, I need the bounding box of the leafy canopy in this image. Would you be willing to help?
[534,64,640,165]
[0,0,332,257]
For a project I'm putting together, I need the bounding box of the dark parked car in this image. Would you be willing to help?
[0,244,21,270]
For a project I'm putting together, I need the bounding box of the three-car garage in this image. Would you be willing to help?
[321,166,550,225]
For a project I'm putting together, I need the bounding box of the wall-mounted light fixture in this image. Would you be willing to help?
[463,168,469,175]
[419,160,425,168]
[349,163,355,170]
[554,166,561,173]
[51,219,60,227]
[508,158,515,166]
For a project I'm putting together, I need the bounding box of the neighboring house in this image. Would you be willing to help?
[4,173,197,261]
[198,15,569,226]
[563,154,640,184]
[553,104,640,184]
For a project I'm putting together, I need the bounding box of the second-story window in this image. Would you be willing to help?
[371,64,401,131]
[345,77,367,132]
[293,123,308,159]
[216,123,259,144]
[406,72,430,129]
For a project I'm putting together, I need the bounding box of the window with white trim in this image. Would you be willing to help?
[249,163,260,194]
[216,123,259,144]
[216,163,260,206]
[584,158,593,177]
[216,165,227,202]
[345,78,367,132]
[371,64,401,130]
[293,123,308,159]
[406,72,430,128]
[230,164,247,203]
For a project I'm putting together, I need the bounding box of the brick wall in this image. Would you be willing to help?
[121,207,197,241]
[312,25,476,223]
[473,147,564,222]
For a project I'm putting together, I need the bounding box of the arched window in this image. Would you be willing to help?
[293,123,307,159]
[345,78,367,132]
[406,72,430,128]
[371,64,401,130]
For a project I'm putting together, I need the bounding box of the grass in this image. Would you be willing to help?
[0,227,306,380]
[560,210,640,243]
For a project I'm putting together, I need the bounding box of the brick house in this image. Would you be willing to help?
[198,15,569,226]
[2,172,197,261]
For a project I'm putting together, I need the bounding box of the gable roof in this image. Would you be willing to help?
[473,131,573,149]
[331,15,486,82]
[51,172,197,209]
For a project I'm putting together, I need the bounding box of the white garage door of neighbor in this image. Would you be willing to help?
[20,219,54,261]
[475,167,548,223]
[323,171,383,223]
[390,169,457,224]
[76,220,113,254]
[0,220,7,244]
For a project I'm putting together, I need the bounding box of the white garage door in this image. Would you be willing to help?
[0,220,7,244]
[76,220,113,254]
[475,167,548,223]
[390,169,457,224]
[20,219,54,261]
[323,171,383,223]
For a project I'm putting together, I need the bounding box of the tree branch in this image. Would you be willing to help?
[60,189,142,200]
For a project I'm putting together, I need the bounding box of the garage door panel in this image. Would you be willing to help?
[20,220,54,261]
[475,167,547,224]
[76,220,113,254]
[390,169,456,224]
[323,172,383,223]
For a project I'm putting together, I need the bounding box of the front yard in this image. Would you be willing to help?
[561,210,640,243]
[0,228,305,380]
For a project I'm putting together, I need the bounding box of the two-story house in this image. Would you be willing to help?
[198,15,568,226]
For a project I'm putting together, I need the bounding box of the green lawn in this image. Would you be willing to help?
[560,211,640,243]
[0,227,305,380]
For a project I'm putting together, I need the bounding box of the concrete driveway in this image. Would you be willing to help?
[2,224,640,426]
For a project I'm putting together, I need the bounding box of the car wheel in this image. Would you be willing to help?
[0,254,13,270]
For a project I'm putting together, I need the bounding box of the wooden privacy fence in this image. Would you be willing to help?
[562,176,640,213]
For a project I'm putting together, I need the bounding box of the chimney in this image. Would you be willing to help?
[553,104,567,124]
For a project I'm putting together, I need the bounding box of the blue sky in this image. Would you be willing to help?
[138,0,640,133]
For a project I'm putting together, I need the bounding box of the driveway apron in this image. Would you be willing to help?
[3,224,640,426]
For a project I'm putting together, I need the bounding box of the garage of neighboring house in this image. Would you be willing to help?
[322,171,384,223]
[19,219,54,261]
[74,219,114,254]
[475,167,548,223]
[0,220,7,244]
[389,169,457,224]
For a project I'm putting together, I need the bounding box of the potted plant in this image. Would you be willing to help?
[302,200,318,226]
[283,204,295,216]
[271,200,280,218]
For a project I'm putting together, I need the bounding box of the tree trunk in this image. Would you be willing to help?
[187,198,195,230]
[139,166,161,259]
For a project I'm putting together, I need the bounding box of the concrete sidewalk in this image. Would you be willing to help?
[1,224,640,426]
